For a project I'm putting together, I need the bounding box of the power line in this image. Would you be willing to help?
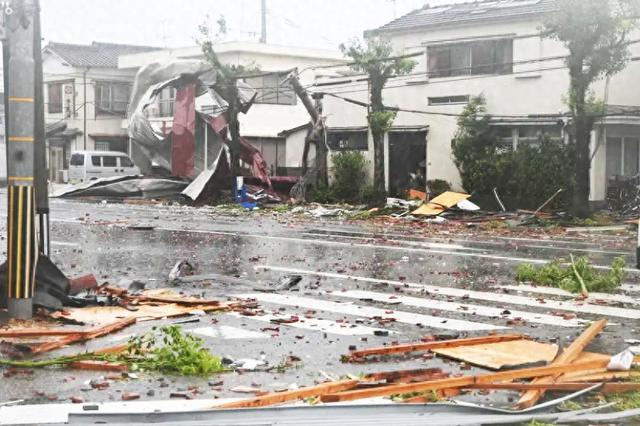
[322,91,640,119]
[305,38,640,89]
[311,54,640,96]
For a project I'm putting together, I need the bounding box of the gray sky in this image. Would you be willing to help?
[40,0,461,51]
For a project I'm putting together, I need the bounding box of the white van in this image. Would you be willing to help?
[68,151,141,183]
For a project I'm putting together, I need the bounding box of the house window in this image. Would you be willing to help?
[48,83,63,114]
[158,87,175,117]
[491,125,562,151]
[95,82,130,115]
[244,73,296,105]
[427,39,513,78]
[428,95,470,106]
[95,141,110,151]
[327,131,368,151]
[606,137,640,179]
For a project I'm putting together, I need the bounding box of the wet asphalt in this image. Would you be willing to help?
[0,193,639,410]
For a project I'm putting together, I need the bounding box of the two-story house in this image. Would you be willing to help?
[43,41,160,181]
[316,0,640,202]
[117,42,346,176]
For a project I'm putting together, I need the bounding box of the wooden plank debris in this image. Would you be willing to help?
[412,191,470,216]
[516,319,607,409]
[346,334,524,360]
[432,340,559,370]
[216,379,360,409]
[28,317,136,354]
[319,358,609,403]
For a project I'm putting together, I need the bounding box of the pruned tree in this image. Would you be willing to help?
[340,38,415,195]
[544,0,638,216]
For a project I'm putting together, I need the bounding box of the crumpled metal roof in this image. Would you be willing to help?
[371,0,557,34]
[45,41,161,68]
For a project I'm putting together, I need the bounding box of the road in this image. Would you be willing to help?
[0,193,639,417]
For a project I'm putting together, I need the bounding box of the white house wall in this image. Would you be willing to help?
[319,18,640,200]
[44,53,135,153]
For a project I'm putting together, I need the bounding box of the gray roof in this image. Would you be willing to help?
[370,0,557,34]
[45,41,161,68]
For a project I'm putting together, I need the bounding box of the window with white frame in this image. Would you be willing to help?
[606,136,640,179]
[244,73,296,105]
[95,82,130,115]
[491,125,563,151]
[427,38,513,78]
[157,87,176,117]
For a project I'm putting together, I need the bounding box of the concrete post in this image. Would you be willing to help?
[33,0,49,257]
[5,0,38,319]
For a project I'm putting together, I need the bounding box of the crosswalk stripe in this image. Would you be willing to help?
[496,284,640,305]
[333,290,587,327]
[227,312,391,336]
[237,293,507,332]
[191,325,270,340]
[257,265,640,319]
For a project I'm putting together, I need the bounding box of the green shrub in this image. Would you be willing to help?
[360,185,386,206]
[516,256,625,293]
[426,179,451,197]
[452,96,574,210]
[330,151,368,203]
[309,183,335,204]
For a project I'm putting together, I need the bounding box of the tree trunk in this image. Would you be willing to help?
[371,128,385,193]
[370,81,386,194]
[571,83,592,218]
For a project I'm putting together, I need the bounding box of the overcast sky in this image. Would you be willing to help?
[40,0,463,51]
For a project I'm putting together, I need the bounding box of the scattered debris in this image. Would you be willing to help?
[431,339,559,370]
[0,325,225,376]
[412,191,471,216]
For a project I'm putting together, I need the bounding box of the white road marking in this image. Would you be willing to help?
[227,312,391,336]
[257,265,640,319]
[237,293,506,332]
[51,241,80,247]
[48,219,636,272]
[302,232,486,252]
[154,226,551,265]
[191,325,269,339]
[308,228,630,255]
[334,289,586,327]
[496,284,640,305]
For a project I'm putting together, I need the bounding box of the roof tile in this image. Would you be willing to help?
[45,41,161,68]
[372,0,557,33]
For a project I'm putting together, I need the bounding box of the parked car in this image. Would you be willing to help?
[68,151,140,183]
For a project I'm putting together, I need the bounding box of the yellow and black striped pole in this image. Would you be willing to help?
[5,0,38,319]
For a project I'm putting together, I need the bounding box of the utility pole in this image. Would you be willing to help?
[82,67,88,150]
[33,0,49,256]
[5,0,38,319]
[260,0,267,44]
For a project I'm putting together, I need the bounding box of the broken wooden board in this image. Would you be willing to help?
[320,358,610,403]
[516,319,607,409]
[411,191,471,216]
[50,303,231,326]
[346,334,524,360]
[432,339,559,370]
